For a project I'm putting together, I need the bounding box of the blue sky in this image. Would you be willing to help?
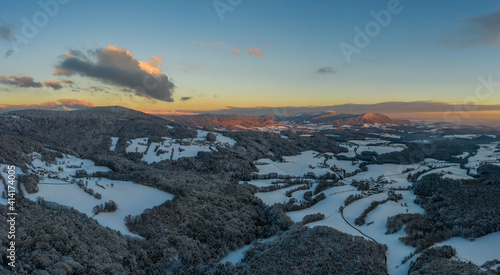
[1,0,500,115]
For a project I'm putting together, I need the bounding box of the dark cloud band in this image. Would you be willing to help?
[55,46,175,102]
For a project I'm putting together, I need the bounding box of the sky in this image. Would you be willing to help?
[1,0,500,121]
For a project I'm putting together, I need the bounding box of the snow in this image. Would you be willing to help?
[244,142,500,274]
[243,147,438,275]
[29,152,111,180]
[443,134,479,139]
[125,130,237,164]
[254,151,334,177]
[349,163,417,184]
[350,139,391,145]
[326,158,362,174]
[434,231,500,267]
[255,182,317,205]
[338,145,357,158]
[342,192,389,221]
[467,143,500,169]
[195,130,237,146]
[239,179,287,188]
[3,128,500,273]
[20,153,174,237]
[357,145,405,155]
[417,166,472,181]
[110,137,119,151]
[221,244,253,264]
[305,191,425,275]
[126,137,149,154]
[242,139,500,272]
[453,152,469,159]
[24,178,174,237]
[220,236,277,264]
[338,140,405,158]
[363,164,423,189]
[379,133,401,139]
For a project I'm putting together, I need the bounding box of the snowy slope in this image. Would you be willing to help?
[125,130,237,164]
[19,153,174,238]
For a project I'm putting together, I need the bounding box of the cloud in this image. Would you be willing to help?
[43,79,75,90]
[205,101,500,116]
[0,21,18,57]
[57,98,94,107]
[60,79,73,84]
[190,89,209,98]
[180,62,203,72]
[5,49,13,58]
[191,41,264,58]
[53,68,70,75]
[0,22,15,42]
[317,67,336,74]
[54,45,175,102]
[0,98,95,112]
[0,75,42,88]
[443,10,500,48]
[44,80,63,90]
[246,46,263,57]
[460,10,500,47]
[180,96,192,101]
[232,47,241,56]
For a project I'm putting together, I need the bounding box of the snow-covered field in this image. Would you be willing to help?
[2,130,499,273]
[29,152,111,180]
[255,181,319,205]
[23,178,173,237]
[9,153,174,238]
[125,130,236,164]
[417,165,472,181]
[220,236,277,264]
[443,134,480,139]
[338,140,406,158]
[254,151,334,177]
[110,137,119,151]
[433,232,500,268]
[467,142,500,170]
[241,140,500,274]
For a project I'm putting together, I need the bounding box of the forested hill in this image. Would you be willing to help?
[160,113,280,129]
[277,111,409,126]
[0,106,195,161]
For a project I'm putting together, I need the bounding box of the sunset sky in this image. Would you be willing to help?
[1,0,500,120]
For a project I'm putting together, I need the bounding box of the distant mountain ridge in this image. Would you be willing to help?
[159,113,280,129]
[275,112,408,126]
[161,111,408,128]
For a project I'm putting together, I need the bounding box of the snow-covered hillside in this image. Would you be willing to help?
[6,153,174,237]
[124,130,236,164]
[240,139,500,274]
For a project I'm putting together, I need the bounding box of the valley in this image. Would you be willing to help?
[1,107,499,274]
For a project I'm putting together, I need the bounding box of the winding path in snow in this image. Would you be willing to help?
[340,204,387,265]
